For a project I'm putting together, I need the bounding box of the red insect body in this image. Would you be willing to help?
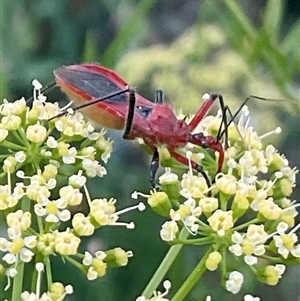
[54,64,224,181]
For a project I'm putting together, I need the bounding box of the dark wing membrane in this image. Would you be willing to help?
[54,64,157,129]
[54,66,128,103]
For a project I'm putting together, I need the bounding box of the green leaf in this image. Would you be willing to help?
[222,0,256,39]
[101,0,157,67]
[83,30,99,62]
[282,19,300,54]
[263,0,283,43]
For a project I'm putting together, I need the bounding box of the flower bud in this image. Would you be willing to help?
[148,191,172,217]
[205,251,222,271]
[215,174,237,201]
[257,264,286,285]
[258,198,281,220]
[267,153,285,171]
[37,233,56,256]
[3,156,17,173]
[207,209,234,236]
[105,247,132,267]
[49,282,65,300]
[42,164,58,181]
[273,178,293,198]
[0,126,9,142]
[159,172,180,200]
[26,124,47,143]
[232,193,249,219]
[199,197,218,214]
[2,115,22,130]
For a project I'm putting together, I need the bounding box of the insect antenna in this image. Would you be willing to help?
[49,87,130,121]
[206,94,230,149]
[216,94,263,144]
[217,94,286,143]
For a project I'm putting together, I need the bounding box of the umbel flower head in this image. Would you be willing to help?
[0,81,145,299]
[134,99,299,295]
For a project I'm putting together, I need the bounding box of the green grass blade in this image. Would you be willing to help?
[101,0,157,67]
[263,0,283,43]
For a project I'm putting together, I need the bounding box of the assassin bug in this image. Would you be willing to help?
[53,64,233,188]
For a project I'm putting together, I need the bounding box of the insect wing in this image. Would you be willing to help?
[54,64,153,129]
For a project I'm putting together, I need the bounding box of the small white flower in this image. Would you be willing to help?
[244,294,260,301]
[226,271,244,294]
[83,251,93,265]
[46,136,58,148]
[69,171,86,188]
[82,158,107,177]
[15,151,26,163]
[63,147,77,164]
[160,221,179,241]
[244,255,257,265]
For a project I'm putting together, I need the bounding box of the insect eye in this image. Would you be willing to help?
[202,141,209,148]
[136,106,153,118]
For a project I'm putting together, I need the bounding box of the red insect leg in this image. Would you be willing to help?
[188,94,220,131]
[187,94,227,174]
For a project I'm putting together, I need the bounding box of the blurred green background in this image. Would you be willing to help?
[1,0,299,300]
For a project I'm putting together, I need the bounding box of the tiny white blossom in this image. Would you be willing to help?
[160,221,179,241]
[226,271,244,294]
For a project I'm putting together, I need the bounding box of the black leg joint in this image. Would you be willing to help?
[149,148,160,188]
[195,164,212,196]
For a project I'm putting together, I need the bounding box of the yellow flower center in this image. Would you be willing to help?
[46,202,59,214]
[281,234,294,250]
[10,237,25,254]
[242,238,254,255]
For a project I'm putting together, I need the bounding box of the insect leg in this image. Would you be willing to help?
[189,93,237,149]
[218,96,252,140]
[188,94,233,145]
[149,148,160,188]
[168,149,211,188]
[155,90,164,103]
[188,93,220,131]
[123,88,136,139]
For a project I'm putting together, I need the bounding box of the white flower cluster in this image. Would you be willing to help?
[136,103,299,295]
[0,82,145,300]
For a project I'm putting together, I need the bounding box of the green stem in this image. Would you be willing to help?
[261,254,283,263]
[16,127,30,147]
[11,262,24,301]
[171,246,213,301]
[63,255,85,271]
[12,196,31,301]
[232,218,259,232]
[13,130,28,147]
[45,256,53,290]
[175,236,214,245]
[198,219,212,231]
[37,216,44,234]
[142,228,189,298]
[0,140,27,151]
[220,246,227,280]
